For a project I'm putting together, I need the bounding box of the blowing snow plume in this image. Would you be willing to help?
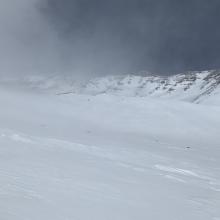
[0,0,65,76]
[0,0,130,78]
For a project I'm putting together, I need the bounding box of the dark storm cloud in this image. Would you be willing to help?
[41,0,220,75]
[1,0,220,77]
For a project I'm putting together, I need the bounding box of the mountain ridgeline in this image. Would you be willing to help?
[1,70,220,105]
[82,70,220,104]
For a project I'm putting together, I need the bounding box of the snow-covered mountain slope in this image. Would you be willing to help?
[82,70,220,105]
[0,84,220,220]
[1,70,219,105]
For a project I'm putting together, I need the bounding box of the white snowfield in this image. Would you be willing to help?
[0,72,220,220]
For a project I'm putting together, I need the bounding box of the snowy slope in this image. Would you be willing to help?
[82,70,220,105]
[0,83,220,220]
[1,69,219,105]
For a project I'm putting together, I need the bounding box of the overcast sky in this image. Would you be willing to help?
[1,0,220,77]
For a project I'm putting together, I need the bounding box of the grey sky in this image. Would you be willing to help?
[1,0,220,76]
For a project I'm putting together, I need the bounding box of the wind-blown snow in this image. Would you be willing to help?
[0,72,220,219]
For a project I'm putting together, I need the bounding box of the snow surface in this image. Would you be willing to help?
[0,77,220,220]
